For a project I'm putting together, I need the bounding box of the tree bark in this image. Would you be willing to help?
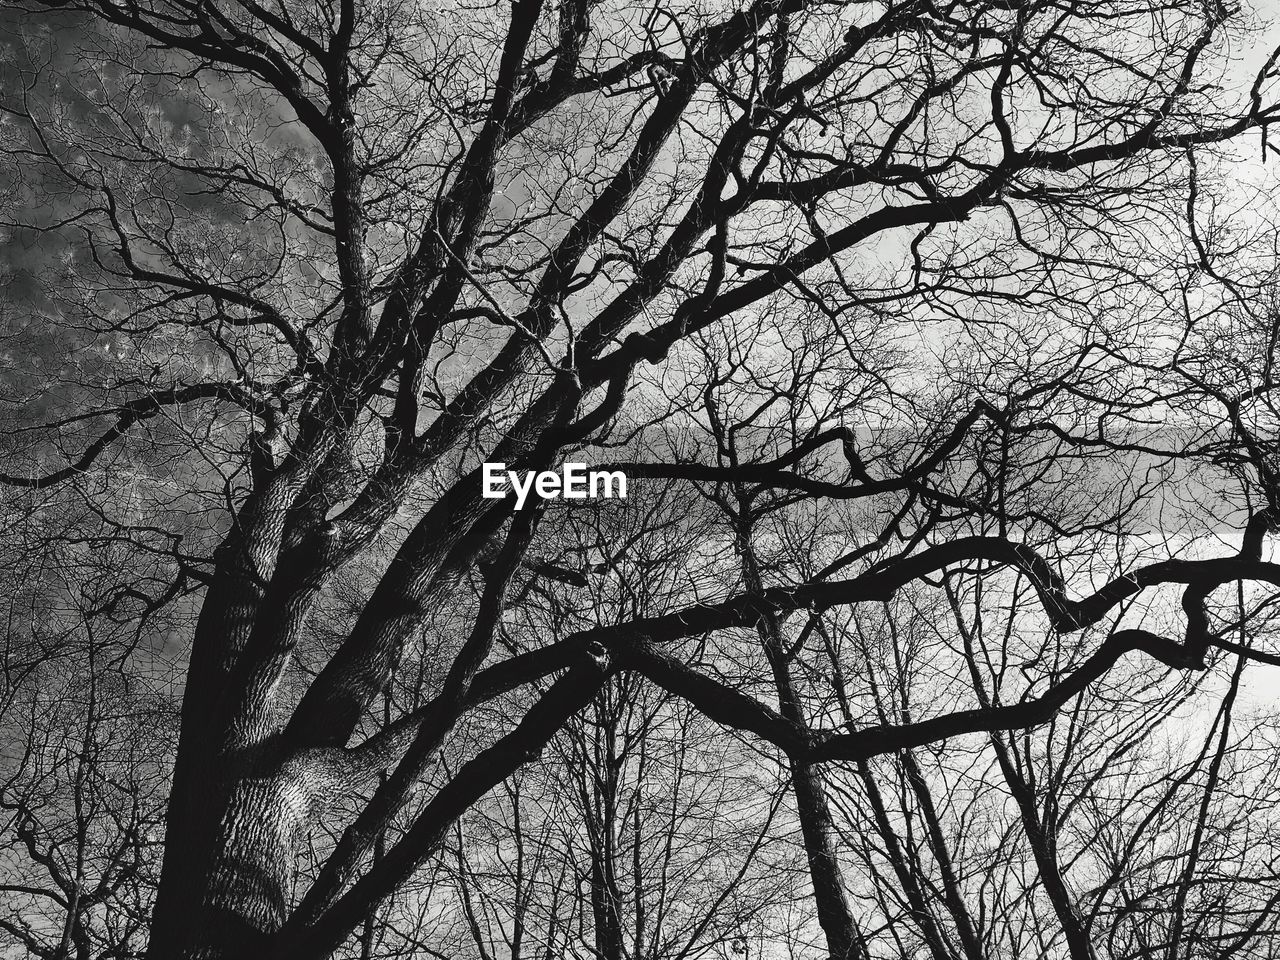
[148,764,313,959]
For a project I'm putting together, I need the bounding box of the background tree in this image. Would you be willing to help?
[0,511,171,959]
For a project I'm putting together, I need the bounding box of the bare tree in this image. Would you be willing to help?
[4,0,1280,956]
[0,589,169,960]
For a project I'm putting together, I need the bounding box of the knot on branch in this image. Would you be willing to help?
[582,639,611,672]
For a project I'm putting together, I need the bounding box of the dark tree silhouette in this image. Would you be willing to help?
[3,0,1280,955]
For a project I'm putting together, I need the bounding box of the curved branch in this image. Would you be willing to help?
[559,538,1280,648]
[809,628,1202,763]
[0,382,265,489]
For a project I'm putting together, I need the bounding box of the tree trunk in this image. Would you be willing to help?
[146,581,316,957]
[733,518,864,960]
[149,763,313,959]
[783,754,864,960]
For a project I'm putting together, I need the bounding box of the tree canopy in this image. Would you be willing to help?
[5,0,1280,956]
